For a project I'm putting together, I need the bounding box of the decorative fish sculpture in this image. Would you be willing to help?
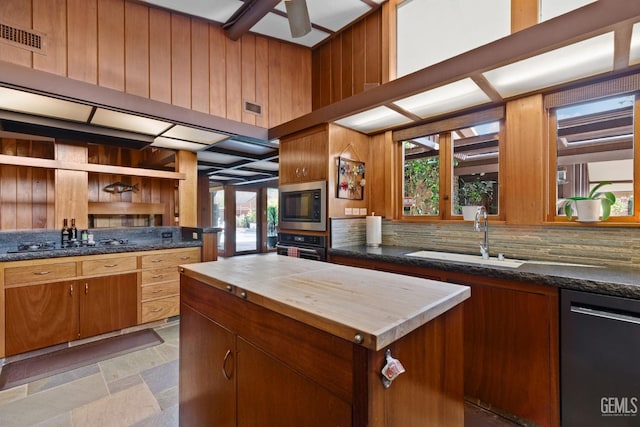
[103,182,139,193]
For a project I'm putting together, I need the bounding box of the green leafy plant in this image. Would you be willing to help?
[266,205,278,236]
[457,178,495,207]
[564,181,616,220]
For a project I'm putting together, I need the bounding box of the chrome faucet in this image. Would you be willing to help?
[474,206,489,259]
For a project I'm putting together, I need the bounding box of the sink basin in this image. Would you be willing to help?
[405,250,597,269]
[406,250,524,268]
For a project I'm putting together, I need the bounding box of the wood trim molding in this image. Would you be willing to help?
[88,202,166,215]
[0,154,186,180]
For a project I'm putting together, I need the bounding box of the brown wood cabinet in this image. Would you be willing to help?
[78,273,137,339]
[5,273,136,356]
[329,254,560,427]
[278,125,328,184]
[180,271,464,426]
[5,281,79,356]
[140,247,200,323]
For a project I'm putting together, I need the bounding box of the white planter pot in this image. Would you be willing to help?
[575,199,601,222]
[461,206,482,221]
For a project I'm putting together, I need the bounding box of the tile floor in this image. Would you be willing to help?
[0,322,180,427]
[0,321,522,427]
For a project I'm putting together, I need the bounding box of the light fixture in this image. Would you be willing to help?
[161,125,229,145]
[91,108,173,135]
[0,86,92,122]
[483,33,615,98]
[284,0,312,38]
[393,78,491,119]
[335,106,412,133]
[151,136,209,152]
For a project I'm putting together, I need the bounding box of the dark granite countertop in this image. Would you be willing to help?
[329,245,640,299]
[0,240,202,262]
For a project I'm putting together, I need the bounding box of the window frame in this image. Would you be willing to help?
[394,107,506,222]
[546,87,640,224]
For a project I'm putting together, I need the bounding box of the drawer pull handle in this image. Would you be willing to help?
[180,256,190,260]
[151,274,164,279]
[222,349,233,380]
[151,259,162,263]
[103,264,118,268]
[33,271,52,275]
[150,308,162,313]
[85,283,89,294]
[151,289,163,294]
[70,284,74,296]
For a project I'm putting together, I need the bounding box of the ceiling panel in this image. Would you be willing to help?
[198,150,247,164]
[139,0,378,48]
[214,139,276,156]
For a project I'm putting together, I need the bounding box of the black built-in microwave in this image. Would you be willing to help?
[278,180,327,231]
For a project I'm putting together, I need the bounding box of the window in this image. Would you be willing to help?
[400,117,502,219]
[403,134,441,216]
[551,94,637,220]
[452,122,500,216]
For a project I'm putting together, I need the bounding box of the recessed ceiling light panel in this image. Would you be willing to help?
[0,87,92,122]
[483,32,615,98]
[152,136,208,152]
[630,22,640,66]
[162,125,229,145]
[335,106,412,133]
[92,108,173,135]
[393,78,491,119]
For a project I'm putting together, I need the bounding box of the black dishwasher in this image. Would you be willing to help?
[561,289,640,426]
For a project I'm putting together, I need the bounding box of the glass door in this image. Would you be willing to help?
[235,190,258,253]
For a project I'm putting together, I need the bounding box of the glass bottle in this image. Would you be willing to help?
[61,218,69,247]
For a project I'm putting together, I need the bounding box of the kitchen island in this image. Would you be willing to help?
[179,254,470,426]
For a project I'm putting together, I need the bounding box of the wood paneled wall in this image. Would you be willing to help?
[312,12,382,110]
[0,0,312,129]
[0,139,55,230]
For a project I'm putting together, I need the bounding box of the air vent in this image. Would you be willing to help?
[0,22,46,54]
[244,101,262,116]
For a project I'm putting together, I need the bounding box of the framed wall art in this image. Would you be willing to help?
[336,157,365,200]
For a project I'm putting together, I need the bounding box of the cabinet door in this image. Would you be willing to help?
[236,337,352,427]
[462,281,558,427]
[5,281,79,356]
[179,304,236,427]
[279,127,328,184]
[79,273,137,338]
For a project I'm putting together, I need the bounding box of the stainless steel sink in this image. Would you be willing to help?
[405,250,597,268]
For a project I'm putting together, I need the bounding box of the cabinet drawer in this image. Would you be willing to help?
[141,248,200,269]
[142,281,179,301]
[5,262,77,285]
[142,296,180,323]
[141,266,180,285]
[81,256,137,276]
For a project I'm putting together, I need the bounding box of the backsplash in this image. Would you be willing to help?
[0,227,187,253]
[331,218,640,268]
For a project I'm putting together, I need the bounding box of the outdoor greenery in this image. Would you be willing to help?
[267,205,278,236]
[403,155,440,215]
[456,177,495,211]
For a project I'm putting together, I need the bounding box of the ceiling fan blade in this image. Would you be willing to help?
[284,0,311,38]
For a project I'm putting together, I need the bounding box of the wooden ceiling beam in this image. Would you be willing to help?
[224,0,281,41]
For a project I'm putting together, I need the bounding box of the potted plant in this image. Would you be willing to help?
[457,178,495,220]
[564,181,616,222]
[266,205,278,248]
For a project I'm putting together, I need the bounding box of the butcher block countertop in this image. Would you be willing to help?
[180,254,470,351]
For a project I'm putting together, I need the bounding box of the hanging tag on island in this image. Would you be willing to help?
[381,349,406,388]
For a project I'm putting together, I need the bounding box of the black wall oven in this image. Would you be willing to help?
[279,180,326,232]
[276,233,326,261]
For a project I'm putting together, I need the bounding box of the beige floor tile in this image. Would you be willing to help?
[0,374,108,427]
[71,382,160,427]
[98,347,166,383]
[0,384,27,406]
